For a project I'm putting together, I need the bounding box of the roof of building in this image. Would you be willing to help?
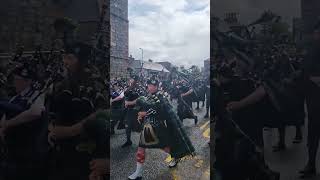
[130,60,142,69]
[142,61,169,72]
[129,60,169,72]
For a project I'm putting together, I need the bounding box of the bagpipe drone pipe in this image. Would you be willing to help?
[212,25,305,127]
[168,67,202,102]
[166,68,196,117]
[0,45,66,162]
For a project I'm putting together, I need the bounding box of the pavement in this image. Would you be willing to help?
[264,124,320,180]
[110,101,210,180]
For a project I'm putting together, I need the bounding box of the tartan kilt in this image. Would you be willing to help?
[177,98,194,120]
[125,108,142,132]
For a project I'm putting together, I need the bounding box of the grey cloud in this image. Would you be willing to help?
[129,0,209,68]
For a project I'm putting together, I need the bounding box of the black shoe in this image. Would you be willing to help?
[194,116,198,125]
[121,141,132,148]
[168,158,180,168]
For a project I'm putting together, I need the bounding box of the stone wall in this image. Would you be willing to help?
[0,0,109,54]
[0,0,55,52]
[110,0,129,78]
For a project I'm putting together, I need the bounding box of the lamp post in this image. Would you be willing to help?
[139,48,144,61]
[139,48,144,76]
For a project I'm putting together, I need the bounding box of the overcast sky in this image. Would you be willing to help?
[128,0,210,68]
[212,0,300,25]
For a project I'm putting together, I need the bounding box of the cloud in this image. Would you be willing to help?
[129,0,210,68]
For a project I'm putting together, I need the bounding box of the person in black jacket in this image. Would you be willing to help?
[177,80,198,124]
[121,75,144,148]
[48,42,109,180]
[299,21,320,179]
[0,64,48,180]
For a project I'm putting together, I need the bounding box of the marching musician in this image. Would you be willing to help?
[299,20,320,178]
[48,41,109,180]
[110,82,125,135]
[0,64,48,180]
[128,78,195,180]
[121,75,144,148]
[204,78,210,118]
[177,79,198,124]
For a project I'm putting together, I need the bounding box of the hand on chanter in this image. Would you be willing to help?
[138,111,147,123]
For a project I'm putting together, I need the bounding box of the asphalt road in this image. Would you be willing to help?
[211,114,320,180]
[264,123,320,180]
[110,101,210,180]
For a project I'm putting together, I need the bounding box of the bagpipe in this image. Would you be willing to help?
[122,71,147,103]
[168,67,202,100]
[0,42,65,114]
[165,69,197,119]
[213,79,280,180]
[212,11,305,115]
[0,43,66,162]
[136,92,169,148]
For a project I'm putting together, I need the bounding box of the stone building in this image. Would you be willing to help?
[0,0,110,57]
[110,0,129,78]
[0,0,52,53]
